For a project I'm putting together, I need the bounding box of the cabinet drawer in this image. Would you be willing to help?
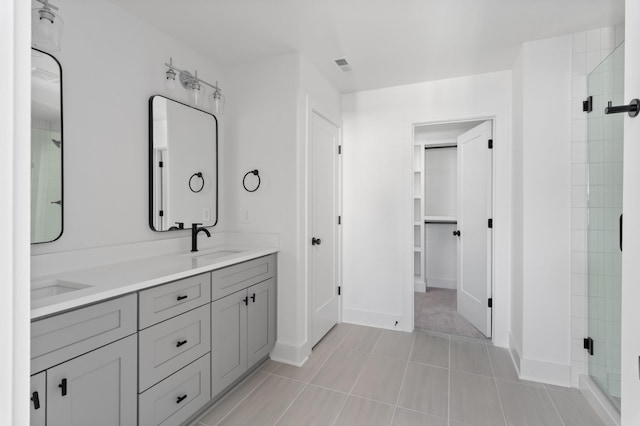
[139,304,211,391]
[139,273,211,329]
[31,294,137,373]
[211,254,276,301]
[139,353,211,426]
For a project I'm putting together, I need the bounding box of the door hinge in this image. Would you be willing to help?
[488,139,493,149]
[158,161,164,168]
[338,145,342,155]
[488,298,492,308]
[584,337,594,356]
[159,210,164,217]
[488,218,493,228]
[338,286,341,296]
[583,96,593,113]
[338,215,342,225]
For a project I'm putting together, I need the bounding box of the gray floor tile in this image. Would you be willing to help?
[218,375,304,425]
[273,343,334,383]
[275,385,347,426]
[391,408,447,426]
[547,389,606,426]
[319,323,353,346]
[487,346,545,388]
[410,332,449,368]
[333,396,394,426]
[373,329,415,360]
[449,371,505,426]
[339,325,382,352]
[259,358,283,373]
[397,362,449,417]
[497,380,563,426]
[197,371,268,426]
[310,347,368,392]
[450,338,493,377]
[351,354,407,404]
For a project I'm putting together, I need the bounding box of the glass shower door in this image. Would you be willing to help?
[587,42,624,411]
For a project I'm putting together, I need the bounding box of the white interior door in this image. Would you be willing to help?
[310,111,341,346]
[456,121,493,337]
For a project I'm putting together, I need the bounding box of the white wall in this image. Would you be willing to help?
[31,0,226,260]
[621,1,640,423]
[341,71,512,346]
[511,35,573,385]
[224,53,341,365]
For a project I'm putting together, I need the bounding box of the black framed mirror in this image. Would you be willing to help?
[149,95,218,231]
[31,48,63,244]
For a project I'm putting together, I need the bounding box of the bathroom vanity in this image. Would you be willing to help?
[30,249,277,426]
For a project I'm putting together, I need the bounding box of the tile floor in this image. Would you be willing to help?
[414,289,486,339]
[193,324,605,426]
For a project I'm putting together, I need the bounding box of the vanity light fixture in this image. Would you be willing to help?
[164,57,224,115]
[32,0,64,52]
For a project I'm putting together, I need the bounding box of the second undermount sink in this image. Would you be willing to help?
[190,250,242,262]
[31,280,92,301]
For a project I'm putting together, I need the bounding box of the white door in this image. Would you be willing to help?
[456,121,493,337]
[310,111,341,346]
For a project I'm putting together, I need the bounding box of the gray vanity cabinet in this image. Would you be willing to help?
[46,334,137,426]
[30,372,46,426]
[211,257,276,397]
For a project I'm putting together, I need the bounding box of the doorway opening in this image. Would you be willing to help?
[413,119,493,339]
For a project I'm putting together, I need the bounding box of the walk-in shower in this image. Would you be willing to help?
[586,41,624,411]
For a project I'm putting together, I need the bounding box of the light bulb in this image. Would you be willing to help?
[190,83,203,106]
[165,68,176,90]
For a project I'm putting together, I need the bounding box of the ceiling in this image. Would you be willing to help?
[106,0,624,93]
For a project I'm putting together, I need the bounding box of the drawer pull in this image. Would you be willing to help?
[58,378,67,396]
[31,391,41,410]
[176,295,188,301]
[176,394,188,404]
[243,297,248,306]
[176,339,188,348]
[251,293,256,303]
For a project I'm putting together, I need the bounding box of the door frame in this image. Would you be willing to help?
[407,116,496,339]
[303,95,343,353]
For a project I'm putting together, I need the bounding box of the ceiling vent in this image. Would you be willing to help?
[334,58,352,72]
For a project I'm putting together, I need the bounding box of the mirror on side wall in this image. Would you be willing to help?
[149,95,218,232]
[31,48,63,244]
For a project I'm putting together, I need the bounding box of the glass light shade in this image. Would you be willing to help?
[190,83,204,107]
[209,91,225,116]
[165,69,176,90]
[32,7,64,52]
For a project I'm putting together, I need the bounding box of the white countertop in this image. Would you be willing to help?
[31,246,278,320]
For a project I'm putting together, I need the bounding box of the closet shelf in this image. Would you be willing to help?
[424,215,457,224]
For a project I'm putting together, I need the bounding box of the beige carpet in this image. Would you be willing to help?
[414,288,487,339]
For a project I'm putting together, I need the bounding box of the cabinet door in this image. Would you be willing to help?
[247,278,276,367]
[30,372,46,426]
[211,289,247,397]
[46,334,137,426]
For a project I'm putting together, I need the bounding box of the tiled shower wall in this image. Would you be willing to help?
[570,25,625,387]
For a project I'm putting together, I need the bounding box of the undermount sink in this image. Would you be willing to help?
[190,250,241,262]
[31,280,92,301]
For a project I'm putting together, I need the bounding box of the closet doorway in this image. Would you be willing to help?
[413,120,493,339]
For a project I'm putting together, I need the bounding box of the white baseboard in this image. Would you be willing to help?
[270,340,310,367]
[580,374,620,426]
[426,277,456,290]
[414,281,426,292]
[520,357,571,387]
[342,307,408,332]
[508,332,522,373]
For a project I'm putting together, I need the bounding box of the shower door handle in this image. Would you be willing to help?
[620,214,623,252]
[453,230,461,237]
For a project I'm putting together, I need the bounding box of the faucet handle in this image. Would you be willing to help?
[175,222,184,229]
[192,223,202,229]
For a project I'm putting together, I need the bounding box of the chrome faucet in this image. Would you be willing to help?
[191,223,211,252]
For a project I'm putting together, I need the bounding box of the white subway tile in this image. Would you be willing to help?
[572,295,586,318]
[572,163,587,186]
[586,51,601,74]
[586,28,601,52]
[572,75,587,98]
[572,31,587,53]
[572,229,587,251]
[572,251,587,274]
[601,26,616,50]
[571,119,586,142]
[572,141,586,164]
[615,24,625,47]
[600,48,613,62]
[572,273,587,295]
[573,52,586,75]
